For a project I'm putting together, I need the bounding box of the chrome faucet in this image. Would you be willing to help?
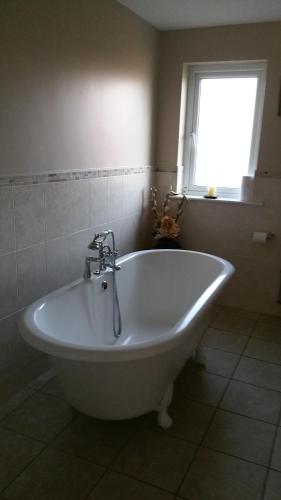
[83,230,120,279]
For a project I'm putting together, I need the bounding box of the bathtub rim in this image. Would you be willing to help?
[20,249,234,362]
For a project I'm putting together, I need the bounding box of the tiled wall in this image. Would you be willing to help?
[0,168,153,403]
[156,171,281,316]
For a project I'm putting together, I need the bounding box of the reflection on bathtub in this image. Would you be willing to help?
[20,249,234,428]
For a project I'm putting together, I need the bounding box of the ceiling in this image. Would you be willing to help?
[117,0,281,30]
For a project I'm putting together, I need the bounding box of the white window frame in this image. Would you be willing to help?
[182,61,267,198]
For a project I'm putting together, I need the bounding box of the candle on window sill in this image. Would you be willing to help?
[207,186,217,197]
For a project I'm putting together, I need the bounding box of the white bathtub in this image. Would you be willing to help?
[21,249,234,428]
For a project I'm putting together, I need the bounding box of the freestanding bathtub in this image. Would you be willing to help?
[21,249,234,428]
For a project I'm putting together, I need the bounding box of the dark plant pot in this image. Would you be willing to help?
[153,237,181,249]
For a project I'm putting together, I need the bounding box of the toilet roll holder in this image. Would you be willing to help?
[252,231,274,243]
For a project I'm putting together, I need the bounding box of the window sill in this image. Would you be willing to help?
[171,194,264,206]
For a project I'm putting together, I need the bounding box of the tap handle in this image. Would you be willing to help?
[88,240,101,251]
[94,231,109,242]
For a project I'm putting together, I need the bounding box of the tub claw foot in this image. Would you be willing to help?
[155,384,173,430]
[189,349,206,371]
[157,409,173,429]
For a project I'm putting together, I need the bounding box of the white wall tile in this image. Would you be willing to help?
[0,188,15,256]
[0,172,152,404]
[142,171,154,209]
[45,180,90,240]
[14,185,45,250]
[45,237,70,292]
[177,174,281,315]
[121,215,143,255]
[17,244,47,309]
[69,180,91,234]
[67,229,93,282]
[217,253,280,315]
[90,177,108,227]
[0,311,36,375]
[0,253,17,319]
[108,214,143,256]
[45,182,72,240]
[123,174,144,217]
[107,176,123,222]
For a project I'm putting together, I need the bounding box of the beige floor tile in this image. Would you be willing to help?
[0,426,43,492]
[252,322,281,344]
[211,309,256,335]
[264,470,281,500]
[259,314,281,327]
[215,306,259,320]
[88,471,174,500]
[196,346,239,377]
[166,392,215,443]
[220,380,281,424]
[202,327,248,354]
[203,410,275,466]
[111,430,196,492]
[53,413,145,467]
[2,392,76,443]
[245,338,281,365]
[0,355,51,406]
[180,447,266,500]
[39,376,66,399]
[2,448,104,500]
[234,357,281,392]
[271,428,281,472]
[176,366,228,406]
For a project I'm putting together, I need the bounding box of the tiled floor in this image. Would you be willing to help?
[0,306,281,499]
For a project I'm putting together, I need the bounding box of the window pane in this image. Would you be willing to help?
[194,77,258,188]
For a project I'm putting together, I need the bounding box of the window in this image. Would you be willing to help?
[181,61,266,198]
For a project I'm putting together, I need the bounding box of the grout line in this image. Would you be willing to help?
[0,406,80,497]
[12,184,20,304]
[217,405,280,427]
[152,397,277,445]
[200,341,248,356]
[195,342,281,392]
[1,310,280,498]
[0,436,48,496]
[88,469,182,499]
[175,314,260,497]
[0,368,55,419]
[231,375,281,395]
[0,306,26,323]
[88,468,183,498]
[43,187,48,277]
[83,418,159,499]
[259,403,281,499]
[198,444,269,469]
[11,185,16,255]
[0,423,48,446]
[189,357,281,394]
[242,354,281,369]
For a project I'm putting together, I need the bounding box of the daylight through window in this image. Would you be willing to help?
[183,61,266,197]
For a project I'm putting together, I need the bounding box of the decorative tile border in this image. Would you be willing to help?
[256,170,281,179]
[155,168,178,173]
[154,168,281,179]
[0,165,154,187]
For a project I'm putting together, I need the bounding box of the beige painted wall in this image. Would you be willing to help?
[156,22,281,173]
[155,22,281,315]
[0,0,159,174]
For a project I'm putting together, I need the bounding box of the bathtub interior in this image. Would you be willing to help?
[34,250,227,348]
[118,251,224,326]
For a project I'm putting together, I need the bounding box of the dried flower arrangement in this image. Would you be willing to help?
[150,186,187,242]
